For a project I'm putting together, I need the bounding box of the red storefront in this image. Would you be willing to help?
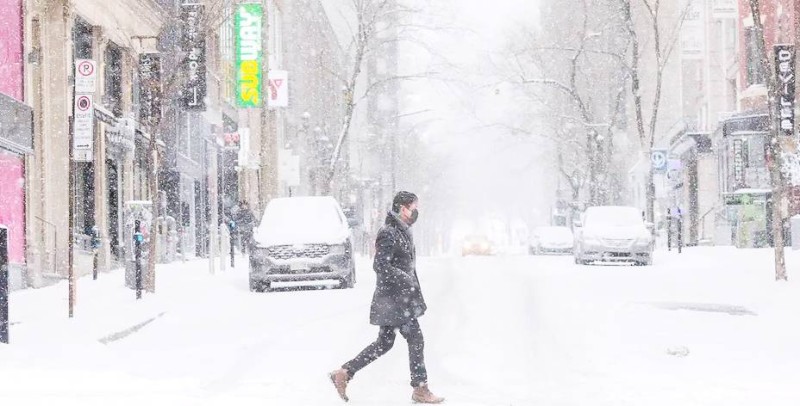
[0,0,30,285]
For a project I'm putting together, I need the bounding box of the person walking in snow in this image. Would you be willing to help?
[235,201,256,254]
[329,191,444,404]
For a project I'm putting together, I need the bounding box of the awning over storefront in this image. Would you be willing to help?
[671,132,713,156]
[724,189,772,205]
[722,112,769,137]
[0,92,33,155]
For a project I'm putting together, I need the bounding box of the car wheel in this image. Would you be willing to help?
[342,268,356,289]
[574,246,584,264]
[249,278,269,293]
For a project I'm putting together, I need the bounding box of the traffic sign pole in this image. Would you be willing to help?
[68,58,96,317]
[68,61,76,318]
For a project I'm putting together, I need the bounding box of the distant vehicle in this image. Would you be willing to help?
[530,226,574,255]
[462,234,493,256]
[249,196,357,292]
[573,206,654,266]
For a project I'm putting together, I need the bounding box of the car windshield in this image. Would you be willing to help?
[466,235,489,243]
[538,227,572,238]
[259,198,345,235]
[585,207,643,228]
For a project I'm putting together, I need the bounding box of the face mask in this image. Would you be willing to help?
[408,209,419,226]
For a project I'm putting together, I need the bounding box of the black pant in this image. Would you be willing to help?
[343,319,427,387]
[240,231,253,254]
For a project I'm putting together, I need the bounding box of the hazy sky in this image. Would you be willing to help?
[399,0,553,235]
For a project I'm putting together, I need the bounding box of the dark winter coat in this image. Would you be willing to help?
[235,209,257,233]
[369,212,427,327]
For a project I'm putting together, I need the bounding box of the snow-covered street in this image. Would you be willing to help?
[3,248,800,405]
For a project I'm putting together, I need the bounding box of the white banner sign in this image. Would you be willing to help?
[681,0,706,60]
[268,70,289,108]
[279,150,300,187]
[238,128,250,166]
[73,94,94,161]
[712,0,738,19]
[75,59,97,93]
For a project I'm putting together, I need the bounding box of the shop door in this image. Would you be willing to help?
[107,159,121,259]
[0,151,25,264]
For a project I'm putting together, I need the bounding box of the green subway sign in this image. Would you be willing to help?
[235,3,263,108]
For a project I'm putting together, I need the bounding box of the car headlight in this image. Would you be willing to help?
[329,244,346,255]
[636,235,652,245]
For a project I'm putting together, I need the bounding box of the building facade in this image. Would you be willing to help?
[9,0,248,290]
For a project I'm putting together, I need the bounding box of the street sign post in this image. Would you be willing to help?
[73,95,94,162]
[75,59,97,93]
[268,70,289,108]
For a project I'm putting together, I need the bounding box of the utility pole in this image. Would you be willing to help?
[259,0,278,206]
[749,0,788,281]
[209,142,218,275]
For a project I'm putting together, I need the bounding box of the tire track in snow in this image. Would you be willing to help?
[422,256,544,405]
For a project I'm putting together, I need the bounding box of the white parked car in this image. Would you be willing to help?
[573,206,654,266]
[529,226,574,255]
[248,196,357,292]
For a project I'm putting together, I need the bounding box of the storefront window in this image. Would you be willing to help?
[73,18,92,60]
[105,43,123,116]
[745,26,767,86]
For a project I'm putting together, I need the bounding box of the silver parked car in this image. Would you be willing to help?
[573,206,654,266]
[249,196,357,292]
[529,226,574,255]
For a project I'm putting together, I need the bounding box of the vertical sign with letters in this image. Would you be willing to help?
[139,53,162,127]
[181,1,207,111]
[235,3,263,108]
[775,44,795,138]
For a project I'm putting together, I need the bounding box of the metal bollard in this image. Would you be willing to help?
[0,227,9,344]
[91,226,101,280]
[667,210,672,252]
[134,220,144,300]
[229,221,236,268]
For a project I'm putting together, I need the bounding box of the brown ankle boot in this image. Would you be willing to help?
[329,369,351,402]
[412,384,445,404]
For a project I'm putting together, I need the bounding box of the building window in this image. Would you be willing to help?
[73,18,92,60]
[179,112,191,157]
[105,42,123,116]
[134,137,149,200]
[744,26,767,86]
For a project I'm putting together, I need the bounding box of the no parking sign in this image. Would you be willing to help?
[75,59,97,93]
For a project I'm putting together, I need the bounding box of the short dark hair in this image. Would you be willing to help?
[392,191,418,213]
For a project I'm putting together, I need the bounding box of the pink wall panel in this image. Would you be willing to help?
[0,151,25,264]
[0,0,23,100]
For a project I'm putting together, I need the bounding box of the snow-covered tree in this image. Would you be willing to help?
[499,0,630,207]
